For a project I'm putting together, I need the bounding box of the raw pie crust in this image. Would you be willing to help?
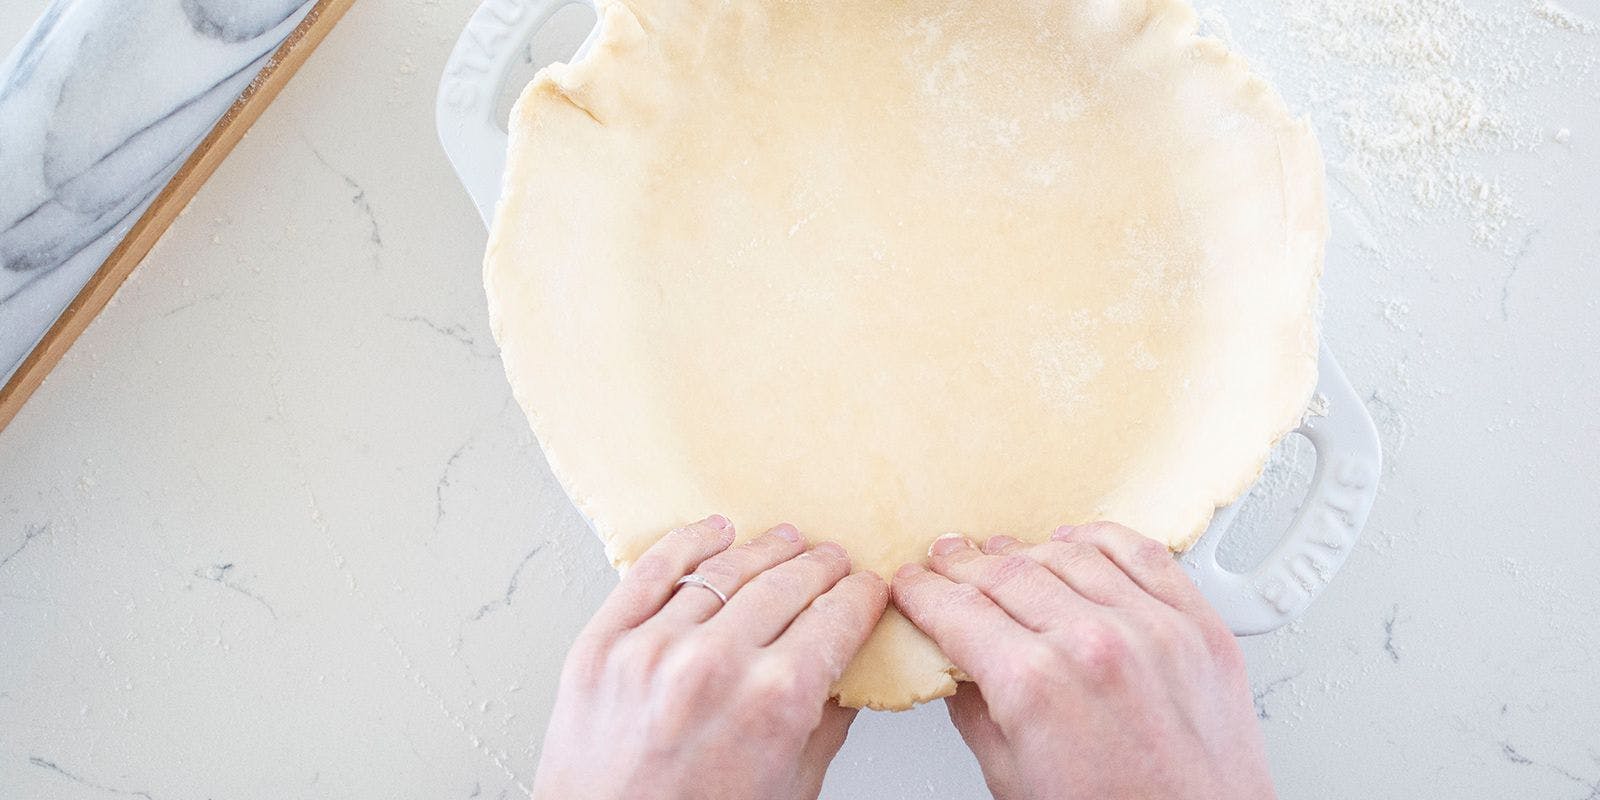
[485,0,1325,710]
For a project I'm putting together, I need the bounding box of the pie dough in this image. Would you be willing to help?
[485,0,1324,710]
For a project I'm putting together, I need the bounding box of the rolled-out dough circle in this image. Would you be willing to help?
[485,0,1324,710]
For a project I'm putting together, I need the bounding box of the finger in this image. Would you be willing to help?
[648,524,806,628]
[891,562,1032,686]
[945,683,1019,786]
[709,542,854,645]
[1064,521,1216,618]
[981,535,1023,555]
[927,535,1091,631]
[770,571,889,682]
[588,515,735,637]
[1021,527,1153,608]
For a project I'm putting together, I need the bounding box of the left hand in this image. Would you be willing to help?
[531,515,889,800]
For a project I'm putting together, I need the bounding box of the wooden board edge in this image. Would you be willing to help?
[0,0,359,434]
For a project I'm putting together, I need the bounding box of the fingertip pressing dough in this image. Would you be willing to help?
[485,0,1325,710]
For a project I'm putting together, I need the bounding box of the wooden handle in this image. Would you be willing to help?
[0,0,358,433]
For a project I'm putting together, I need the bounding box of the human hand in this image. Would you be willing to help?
[532,516,888,800]
[892,522,1275,800]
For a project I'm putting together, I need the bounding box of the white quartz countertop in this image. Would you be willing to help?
[2,1,1598,798]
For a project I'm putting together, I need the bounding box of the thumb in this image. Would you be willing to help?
[946,680,1006,752]
[804,700,857,764]
[794,700,858,799]
[946,682,1022,797]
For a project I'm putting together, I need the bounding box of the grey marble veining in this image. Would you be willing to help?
[0,0,316,384]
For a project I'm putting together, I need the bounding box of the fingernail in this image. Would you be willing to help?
[770,523,801,543]
[983,535,1019,554]
[929,533,973,557]
[895,563,924,580]
[1052,524,1078,541]
[814,541,847,559]
[704,514,731,531]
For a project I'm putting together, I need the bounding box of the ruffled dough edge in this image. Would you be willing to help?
[484,0,1328,710]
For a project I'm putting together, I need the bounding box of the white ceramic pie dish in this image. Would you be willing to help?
[436,0,1382,637]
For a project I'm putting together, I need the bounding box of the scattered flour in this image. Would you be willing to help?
[1201,0,1598,522]
[1533,0,1599,33]
[1222,0,1598,247]
[1380,297,1413,331]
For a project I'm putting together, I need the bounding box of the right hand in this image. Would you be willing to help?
[892,522,1276,800]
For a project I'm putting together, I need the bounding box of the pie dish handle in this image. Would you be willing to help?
[437,0,601,227]
[1179,345,1382,636]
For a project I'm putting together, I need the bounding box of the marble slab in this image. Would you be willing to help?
[0,0,317,384]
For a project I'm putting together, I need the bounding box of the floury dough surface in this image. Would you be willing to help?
[484,0,1326,710]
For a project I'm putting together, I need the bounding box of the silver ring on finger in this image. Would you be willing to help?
[673,574,730,606]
